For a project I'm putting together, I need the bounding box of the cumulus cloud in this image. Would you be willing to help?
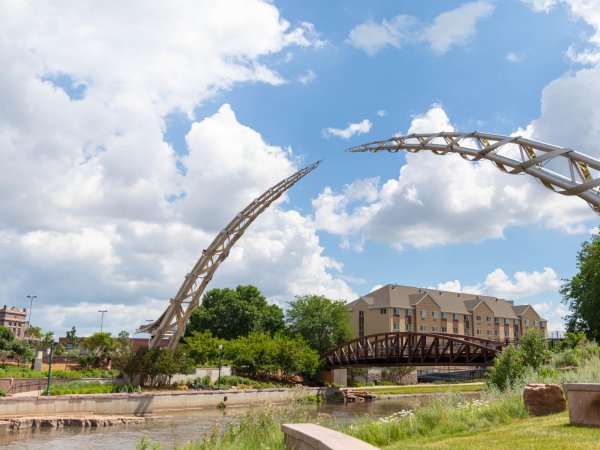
[348,2,494,56]
[322,119,373,139]
[506,52,525,63]
[0,0,354,336]
[347,15,416,55]
[457,268,560,299]
[297,69,316,85]
[421,1,495,54]
[521,0,559,13]
[313,104,595,250]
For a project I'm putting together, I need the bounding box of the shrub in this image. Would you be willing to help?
[486,345,526,391]
[520,329,548,370]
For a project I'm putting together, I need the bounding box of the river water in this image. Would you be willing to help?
[0,393,479,449]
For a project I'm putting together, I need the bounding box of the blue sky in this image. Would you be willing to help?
[1,0,599,336]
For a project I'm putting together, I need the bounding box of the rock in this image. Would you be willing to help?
[523,383,566,416]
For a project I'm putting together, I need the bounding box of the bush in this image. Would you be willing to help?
[550,348,581,368]
[520,329,548,370]
[486,345,526,391]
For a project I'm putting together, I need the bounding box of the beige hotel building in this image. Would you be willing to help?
[347,284,547,340]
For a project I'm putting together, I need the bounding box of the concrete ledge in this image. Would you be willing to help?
[565,383,600,427]
[281,423,379,450]
[0,387,336,417]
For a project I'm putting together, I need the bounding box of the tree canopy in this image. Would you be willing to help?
[561,232,600,340]
[286,294,352,354]
[187,285,284,340]
[0,326,34,362]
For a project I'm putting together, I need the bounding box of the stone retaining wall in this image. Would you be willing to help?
[0,387,335,417]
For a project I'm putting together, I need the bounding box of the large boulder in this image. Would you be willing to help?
[523,383,566,416]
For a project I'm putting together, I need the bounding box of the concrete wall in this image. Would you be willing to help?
[565,383,600,427]
[0,387,336,417]
[281,423,378,450]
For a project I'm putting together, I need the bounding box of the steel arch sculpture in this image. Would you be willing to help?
[138,161,321,349]
[348,132,600,214]
[322,332,503,369]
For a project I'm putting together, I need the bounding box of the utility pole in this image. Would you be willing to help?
[98,310,108,332]
[26,294,37,326]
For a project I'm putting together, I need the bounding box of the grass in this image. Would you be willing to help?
[359,383,484,395]
[0,364,119,379]
[48,381,140,395]
[386,413,600,449]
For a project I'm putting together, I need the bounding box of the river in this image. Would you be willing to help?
[0,393,479,449]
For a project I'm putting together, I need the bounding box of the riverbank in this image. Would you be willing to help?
[0,415,146,432]
[357,382,484,396]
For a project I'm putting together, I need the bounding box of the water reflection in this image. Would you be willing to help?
[0,393,480,449]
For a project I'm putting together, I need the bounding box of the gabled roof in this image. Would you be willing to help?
[349,283,520,318]
[512,305,530,316]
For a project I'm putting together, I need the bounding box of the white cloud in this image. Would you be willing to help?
[313,104,595,250]
[0,1,355,336]
[521,0,559,13]
[421,1,495,54]
[377,110,387,117]
[322,119,373,139]
[506,52,525,63]
[347,15,416,55]
[297,69,316,85]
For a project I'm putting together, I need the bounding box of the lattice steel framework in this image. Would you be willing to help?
[138,161,321,349]
[322,332,503,368]
[348,132,600,214]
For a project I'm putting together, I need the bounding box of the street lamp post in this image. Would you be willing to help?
[26,294,37,326]
[145,319,153,347]
[98,310,108,332]
[45,338,55,396]
[218,344,223,390]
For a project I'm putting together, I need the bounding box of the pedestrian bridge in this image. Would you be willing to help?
[322,332,505,369]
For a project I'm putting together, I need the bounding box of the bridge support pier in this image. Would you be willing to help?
[319,368,347,387]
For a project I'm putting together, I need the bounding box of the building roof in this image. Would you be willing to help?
[348,284,521,318]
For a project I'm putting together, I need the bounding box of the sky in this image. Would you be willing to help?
[1,0,599,338]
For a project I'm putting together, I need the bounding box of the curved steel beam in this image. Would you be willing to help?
[348,132,600,214]
[139,161,321,348]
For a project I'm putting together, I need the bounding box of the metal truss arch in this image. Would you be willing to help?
[322,332,503,369]
[139,161,321,349]
[348,132,600,214]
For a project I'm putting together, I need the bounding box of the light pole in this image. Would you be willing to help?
[145,320,153,347]
[218,343,223,390]
[45,336,55,396]
[98,310,108,332]
[26,294,37,326]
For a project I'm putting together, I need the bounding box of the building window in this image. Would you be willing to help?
[432,326,439,332]
[405,324,413,331]
[358,310,364,317]
[453,313,460,321]
[514,319,519,325]
[393,323,400,330]
[464,315,470,321]
[514,332,520,338]
[465,329,470,335]
[406,309,412,317]
[494,318,500,325]
[420,309,426,318]
[486,316,492,322]
[380,308,387,315]
[419,325,427,332]
[495,330,500,336]
[441,326,447,333]
[441,312,447,320]
[453,327,459,334]
[476,329,482,335]
[359,324,364,332]
[540,321,545,328]
[432,311,438,319]
[476,315,482,321]
[533,320,538,327]
[504,318,509,325]
[525,319,529,326]
[394,308,401,316]
[487,330,492,336]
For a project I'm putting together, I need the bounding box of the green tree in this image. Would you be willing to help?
[561,232,600,340]
[82,332,115,359]
[66,326,78,348]
[486,345,526,391]
[286,295,352,354]
[520,329,548,369]
[187,285,284,340]
[0,327,34,362]
[181,330,226,366]
[273,334,320,379]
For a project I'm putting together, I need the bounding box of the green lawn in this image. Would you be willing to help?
[360,383,484,395]
[385,413,600,450]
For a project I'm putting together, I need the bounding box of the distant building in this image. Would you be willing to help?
[347,284,547,340]
[0,305,28,339]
